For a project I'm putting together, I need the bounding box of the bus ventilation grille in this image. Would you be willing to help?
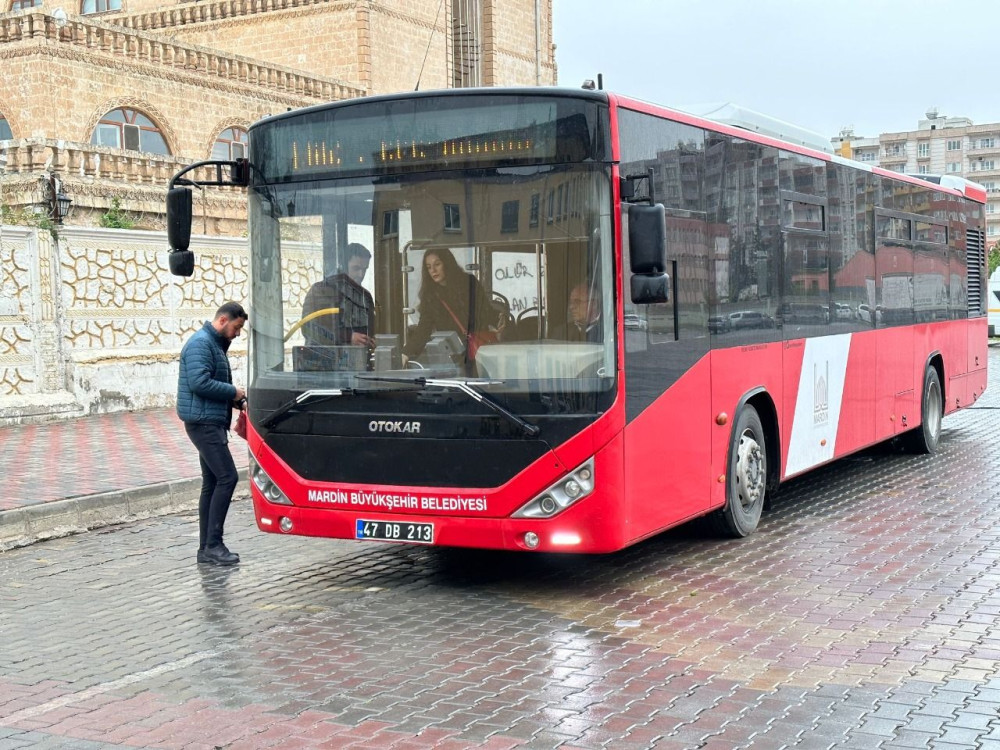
[967,228,985,316]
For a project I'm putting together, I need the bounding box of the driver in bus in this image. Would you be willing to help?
[551,282,603,343]
[301,243,376,349]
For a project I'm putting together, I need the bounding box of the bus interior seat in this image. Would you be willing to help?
[508,315,545,341]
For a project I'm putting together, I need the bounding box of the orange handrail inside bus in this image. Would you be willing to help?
[284,307,340,342]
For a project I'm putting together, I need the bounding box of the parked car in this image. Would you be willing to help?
[728,310,775,329]
[776,303,828,325]
[623,313,648,331]
[856,304,882,324]
[708,315,731,334]
[834,302,853,321]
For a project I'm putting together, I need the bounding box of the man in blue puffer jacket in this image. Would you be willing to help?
[177,301,248,566]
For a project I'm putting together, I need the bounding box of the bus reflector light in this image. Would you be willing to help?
[279,517,293,533]
[261,517,273,526]
[524,532,540,549]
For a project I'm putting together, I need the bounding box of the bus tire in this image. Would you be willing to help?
[903,366,942,455]
[712,405,767,538]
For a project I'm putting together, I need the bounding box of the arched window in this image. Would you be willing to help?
[0,115,12,141]
[11,0,42,9]
[90,108,170,155]
[212,128,248,161]
[81,0,122,12]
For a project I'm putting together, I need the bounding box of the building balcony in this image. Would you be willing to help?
[969,165,1000,177]
[0,138,246,234]
[108,0,332,33]
[0,11,366,103]
[968,143,1000,155]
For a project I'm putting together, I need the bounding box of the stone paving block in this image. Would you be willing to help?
[855,716,904,738]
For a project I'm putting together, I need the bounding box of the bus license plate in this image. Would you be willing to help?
[355,519,434,545]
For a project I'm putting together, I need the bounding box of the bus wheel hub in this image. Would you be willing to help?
[735,434,764,507]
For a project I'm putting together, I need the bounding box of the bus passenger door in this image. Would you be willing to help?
[622,212,712,534]
[875,246,915,437]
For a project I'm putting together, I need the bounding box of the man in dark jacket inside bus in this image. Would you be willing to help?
[177,301,248,566]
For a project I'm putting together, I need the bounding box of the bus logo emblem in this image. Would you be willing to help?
[813,362,829,425]
[369,420,421,434]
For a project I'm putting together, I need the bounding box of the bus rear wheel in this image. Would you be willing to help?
[713,405,767,538]
[903,366,942,455]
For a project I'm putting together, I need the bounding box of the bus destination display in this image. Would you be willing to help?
[251,95,607,181]
[291,129,548,174]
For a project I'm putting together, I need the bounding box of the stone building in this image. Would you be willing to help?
[0,1,556,421]
[0,0,556,233]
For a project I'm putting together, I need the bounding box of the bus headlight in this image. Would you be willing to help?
[512,458,595,519]
[249,458,292,506]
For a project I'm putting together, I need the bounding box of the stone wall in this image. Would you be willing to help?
[0,224,250,424]
[0,12,360,148]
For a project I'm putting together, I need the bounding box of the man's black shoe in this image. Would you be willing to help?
[199,544,239,566]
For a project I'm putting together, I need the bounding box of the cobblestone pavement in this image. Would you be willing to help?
[2,354,1000,748]
[0,409,244,511]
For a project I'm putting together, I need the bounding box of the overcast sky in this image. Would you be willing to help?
[552,0,997,140]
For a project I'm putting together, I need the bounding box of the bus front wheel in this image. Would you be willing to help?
[713,405,767,538]
[903,366,942,455]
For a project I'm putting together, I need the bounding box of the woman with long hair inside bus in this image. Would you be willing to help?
[403,248,498,366]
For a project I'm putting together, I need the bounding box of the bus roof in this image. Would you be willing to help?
[250,87,986,204]
[610,92,987,204]
[250,86,611,129]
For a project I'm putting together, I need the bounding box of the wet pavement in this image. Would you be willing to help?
[0,409,246,549]
[2,351,1000,748]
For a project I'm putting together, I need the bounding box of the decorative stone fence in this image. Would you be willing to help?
[0,225,248,424]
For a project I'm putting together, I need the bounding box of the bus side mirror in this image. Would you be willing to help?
[631,273,670,305]
[628,203,670,304]
[167,187,194,277]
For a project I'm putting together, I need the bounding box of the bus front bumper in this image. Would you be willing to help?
[251,489,624,554]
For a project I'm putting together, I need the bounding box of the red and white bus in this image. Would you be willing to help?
[168,88,988,553]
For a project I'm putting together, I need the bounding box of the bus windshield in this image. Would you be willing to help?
[247,164,616,422]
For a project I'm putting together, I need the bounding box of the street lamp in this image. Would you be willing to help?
[55,189,72,224]
[46,175,72,224]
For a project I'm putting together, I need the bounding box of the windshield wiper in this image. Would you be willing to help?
[260,388,352,429]
[357,375,540,437]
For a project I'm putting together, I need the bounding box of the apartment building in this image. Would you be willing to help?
[833,108,1000,242]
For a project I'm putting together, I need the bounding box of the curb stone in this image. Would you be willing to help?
[0,469,249,551]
